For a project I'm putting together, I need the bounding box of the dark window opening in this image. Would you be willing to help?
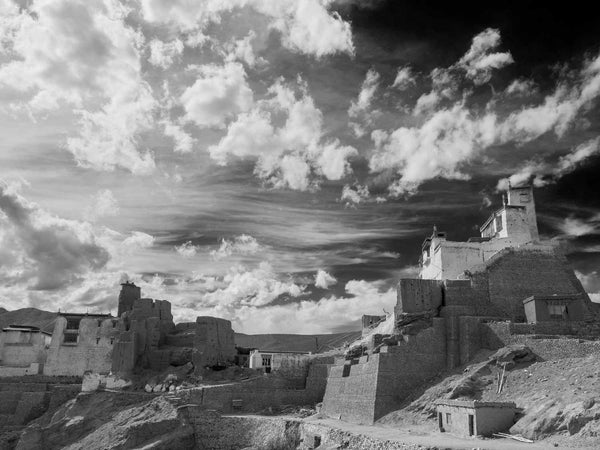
[110,337,115,345]
[63,333,78,344]
[468,414,474,436]
[96,338,100,345]
[495,215,503,232]
[66,318,81,330]
[445,413,451,424]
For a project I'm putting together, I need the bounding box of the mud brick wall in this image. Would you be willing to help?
[473,249,586,321]
[322,319,447,424]
[374,318,446,420]
[396,279,443,314]
[481,321,600,359]
[305,357,334,402]
[180,376,317,414]
[44,317,119,376]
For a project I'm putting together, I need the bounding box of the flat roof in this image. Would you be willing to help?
[2,325,51,335]
[435,399,516,409]
[523,294,582,305]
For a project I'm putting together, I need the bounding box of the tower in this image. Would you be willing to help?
[117,281,141,317]
[506,184,539,241]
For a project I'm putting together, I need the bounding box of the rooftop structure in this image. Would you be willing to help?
[419,185,546,280]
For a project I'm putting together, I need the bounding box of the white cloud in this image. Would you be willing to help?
[0,0,159,174]
[456,28,514,85]
[341,184,370,206]
[180,62,253,128]
[141,0,354,58]
[175,241,199,258]
[84,189,119,222]
[505,79,538,96]
[225,32,263,67]
[121,231,155,250]
[210,234,261,260]
[557,217,598,238]
[496,137,600,190]
[392,66,416,90]
[209,78,357,190]
[148,38,184,69]
[203,261,305,307]
[349,68,380,117]
[315,269,337,289]
[163,121,196,153]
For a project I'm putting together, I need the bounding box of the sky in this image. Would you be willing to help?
[1,0,600,334]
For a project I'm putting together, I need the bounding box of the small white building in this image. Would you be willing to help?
[419,185,552,280]
[249,349,311,374]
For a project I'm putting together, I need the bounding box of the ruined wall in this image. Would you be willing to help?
[44,317,119,376]
[193,317,236,369]
[396,279,443,314]
[117,282,141,317]
[178,375,318,414]
[322,319,447,424]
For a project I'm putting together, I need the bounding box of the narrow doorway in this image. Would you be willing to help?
[438,412,444,431]
[468,414,474,436]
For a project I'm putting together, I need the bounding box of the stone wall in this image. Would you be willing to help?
[395,279,443,314]
[467,249,589,322]
[44,316,118,376]
[322,319,447,424]
[178,375,318,414]
[0,330,50,369]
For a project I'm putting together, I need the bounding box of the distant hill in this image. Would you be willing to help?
[0,308,57,333]
[234,331,361,353]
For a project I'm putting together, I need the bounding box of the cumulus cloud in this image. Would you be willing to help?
[180,62,253,128]
[175,241,199,258]
[456,28,514,85]
[140,0,354,58]
[148,38,184,69]
[163,121,196,153]
[505,79,538,96]
[392,66,416,90]
[121,231,155,250]
[210,234,261,260]
[369,28,600,195]
[209,78,357,190]
[0,0,159,174]
[349,68,380,137]
[84,189,119,222]
[349,68,380,117]
[341,184,370,206]
[314,269,337,289]
[0,183,110,290]
[225,32,263,67]
[203,261,305,307]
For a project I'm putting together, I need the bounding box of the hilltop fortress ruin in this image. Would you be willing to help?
[1,183,600,446]
[322,184,600,423]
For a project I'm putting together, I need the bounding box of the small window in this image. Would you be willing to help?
[66,318,81,330]
[520,192,530,203]
[548,302,567,319]
[110,337,115,345]
[446,413,452,424]
[495,215,503,232]
[262,356,272,367]
[96,338,100,345]
[63,333,78,344]
[97,320,102,327]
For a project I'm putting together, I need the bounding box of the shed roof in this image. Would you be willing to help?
[435,399,516,409]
